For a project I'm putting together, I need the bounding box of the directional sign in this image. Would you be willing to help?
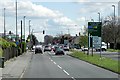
[88,22,102,37]
[93,36,101,49]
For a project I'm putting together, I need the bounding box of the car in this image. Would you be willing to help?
[51,45,58,52]
[63,45,69,51]
[35,45,43,54]
[81,47,88,51]
[55,47,65,55]
[44,45,52,52]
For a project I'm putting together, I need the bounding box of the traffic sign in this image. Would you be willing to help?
[88,22,102,37]
[93,36,101,49]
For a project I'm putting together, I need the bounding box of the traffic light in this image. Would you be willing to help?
[43,30,45,34]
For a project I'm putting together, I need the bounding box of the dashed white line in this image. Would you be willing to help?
[57,65,62,69]
[71,77,76,80]
[63,70,70,76]
[51,59,53,62]
[53,62,57,64]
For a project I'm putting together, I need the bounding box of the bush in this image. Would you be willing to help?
[0,38,17,49]
[0,48,3,57]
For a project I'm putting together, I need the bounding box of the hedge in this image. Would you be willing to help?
[0,38,17,49]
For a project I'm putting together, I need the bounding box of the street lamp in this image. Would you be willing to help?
[3,8,6,39]
[91,19,94,22]
[15,0,18,42]
[23,16,26,41]
[98,12,101,22]
[112,5,116,49]
[29,20,31,35]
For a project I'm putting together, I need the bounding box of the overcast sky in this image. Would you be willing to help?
[0,0,119,42]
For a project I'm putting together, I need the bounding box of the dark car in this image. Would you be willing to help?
[44,45,52,52]
[35,45,43,54]
[55,47,65,55]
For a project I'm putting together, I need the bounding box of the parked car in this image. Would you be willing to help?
[55,47,65,55]
[81,47,88,51]
[63,45,69,51]
[35,45,43,54]
[44,45,52,52]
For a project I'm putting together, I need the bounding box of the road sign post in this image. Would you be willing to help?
[88,22,102,56]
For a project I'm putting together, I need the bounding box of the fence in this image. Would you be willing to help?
[2,47,18,61]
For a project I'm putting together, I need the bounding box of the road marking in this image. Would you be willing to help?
[63,70,70,76]
[71,77,76,80]
[53,62,57,64]
[49,58,51,59]
[19,65,28,79]
[57,65,62,69]
[51,59,53,62]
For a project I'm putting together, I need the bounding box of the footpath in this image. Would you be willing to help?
[1,51,33,79]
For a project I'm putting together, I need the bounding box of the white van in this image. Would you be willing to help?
[96,42,107,51]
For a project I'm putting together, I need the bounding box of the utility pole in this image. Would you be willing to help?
[15,0,18,42]
[23,16,26,41]
[112,5,116,49]
[21,20,23,51]
[29,20,31,36]
[4,8,6,39]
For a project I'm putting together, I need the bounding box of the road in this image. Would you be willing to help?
[20,51,118,79]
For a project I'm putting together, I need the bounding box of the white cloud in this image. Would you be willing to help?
[0,0,80,37]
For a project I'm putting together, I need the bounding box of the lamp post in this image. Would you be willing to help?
[3,8,6,39]
[15,0,18,42]
[23,16,26,41]
[91,19,94,22]
[112,5,116,49]
[29,20,31,36]
[98,12,100,22]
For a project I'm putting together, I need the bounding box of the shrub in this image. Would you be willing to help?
[0,47,3,57]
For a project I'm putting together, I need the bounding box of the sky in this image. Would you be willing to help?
[0,0,119,42]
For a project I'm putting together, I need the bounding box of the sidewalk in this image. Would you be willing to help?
[2,51,33,78]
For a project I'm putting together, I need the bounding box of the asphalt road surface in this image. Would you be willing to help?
[21,51,118,79]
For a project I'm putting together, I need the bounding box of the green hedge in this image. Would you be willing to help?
[0,38,17,49]
[0,48,3,57]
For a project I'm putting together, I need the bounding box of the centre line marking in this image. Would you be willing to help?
[71,77,76,80]
[57,65,62,69]
[53,62,56,64]
[63,70,70,76]
[51,59,53,62]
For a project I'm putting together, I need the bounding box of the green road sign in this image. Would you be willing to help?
[88,22,102,37]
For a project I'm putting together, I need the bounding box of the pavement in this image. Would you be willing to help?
[2,51,33,79]
[0,68,2,80]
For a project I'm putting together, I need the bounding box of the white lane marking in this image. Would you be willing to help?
[57,65,62,69]
[51,59,53,62]
[49,58,51,59]
[71,77,76,80]
[53,62,57,64]
[63,70,70,76]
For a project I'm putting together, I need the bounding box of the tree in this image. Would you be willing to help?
[79,35,88,47]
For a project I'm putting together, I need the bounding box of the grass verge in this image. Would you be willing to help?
[107,49,120,52]
[69,50,120,74]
